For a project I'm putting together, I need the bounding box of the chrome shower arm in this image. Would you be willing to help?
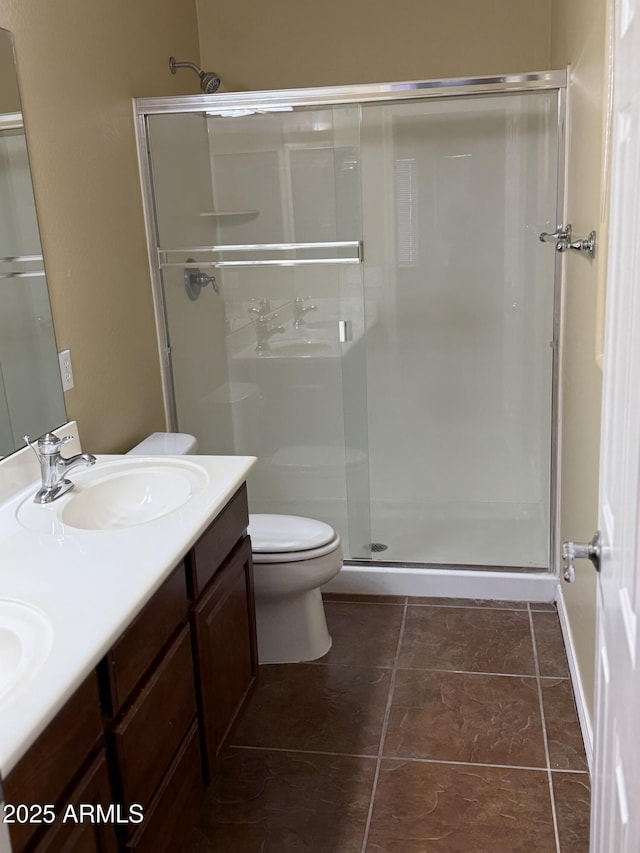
[169,58,202,76]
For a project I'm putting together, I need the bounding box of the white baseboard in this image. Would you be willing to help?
[555,586,594,774]
[325,563,558,601]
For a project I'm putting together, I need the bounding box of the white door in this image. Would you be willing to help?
[591,0,640,849]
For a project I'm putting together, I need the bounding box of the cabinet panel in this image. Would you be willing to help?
[5,673,103,852]
[101,562,188,714]
[188,484,248,597]
[193,536,258,777]
[124,722,204,853]
[111,625,196,812]
[32,751,118,853]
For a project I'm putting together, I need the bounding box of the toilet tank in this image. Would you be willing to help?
[127,432,198,455]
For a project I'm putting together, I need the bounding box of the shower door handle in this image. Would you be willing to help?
[561,531,601,583]
[338,320,352,343]
[539,225,572,245]
[539,224,596,258]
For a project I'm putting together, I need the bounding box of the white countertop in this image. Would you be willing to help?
[0,426,255,777]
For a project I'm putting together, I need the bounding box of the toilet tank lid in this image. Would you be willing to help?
[248,514,337,553]
[128,432,198,455]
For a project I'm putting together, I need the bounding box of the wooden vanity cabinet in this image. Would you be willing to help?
[187,484,259,780]
[2,480,258,852]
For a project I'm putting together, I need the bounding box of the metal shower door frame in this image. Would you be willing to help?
[134,68,567,574]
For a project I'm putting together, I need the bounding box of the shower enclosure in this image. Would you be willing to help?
[136,71,565,572]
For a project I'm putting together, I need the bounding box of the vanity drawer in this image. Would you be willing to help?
[101,561,188,714]
[5,672,103,852]
[124,721,204,853]
[187,483,249,597]
[111,625,196,811]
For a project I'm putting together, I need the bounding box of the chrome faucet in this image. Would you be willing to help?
[247,298,272,318]
[293,296,317,328]
[255,314,285,352]
[25,433,96,504]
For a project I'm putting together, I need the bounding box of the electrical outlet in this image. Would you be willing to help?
[58,349,74,392]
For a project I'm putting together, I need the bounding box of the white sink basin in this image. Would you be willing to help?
[0,600,53,707]
[268,340,338,358]
[17,458,209,533]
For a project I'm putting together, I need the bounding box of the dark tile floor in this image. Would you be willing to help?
[188,596,590,852]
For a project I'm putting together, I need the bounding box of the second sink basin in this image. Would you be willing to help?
[0,600,53,708]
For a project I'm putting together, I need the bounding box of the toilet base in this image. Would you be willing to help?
[255,587,332,664]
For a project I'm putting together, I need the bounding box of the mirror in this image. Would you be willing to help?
[0,27,66,457]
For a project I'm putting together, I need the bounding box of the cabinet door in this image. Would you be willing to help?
[32,751,118,853]
[5,674,104,852]
[111,625,196,812]
[124,722,203,853]
[192,536,258,777]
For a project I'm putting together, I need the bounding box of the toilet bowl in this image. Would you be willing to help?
[248,514,342,664]
[127,433,341,665]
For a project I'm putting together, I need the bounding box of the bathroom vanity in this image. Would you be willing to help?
[0,432,257,852]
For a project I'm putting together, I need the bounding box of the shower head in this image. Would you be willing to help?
[199,71,222,94]
[169,56,221,94]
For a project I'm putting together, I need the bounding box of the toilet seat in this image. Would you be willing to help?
[249,514,341,563]
[252,535,341,563]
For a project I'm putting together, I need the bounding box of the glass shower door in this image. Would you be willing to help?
[146,105,371,559]
[359,91,559,567]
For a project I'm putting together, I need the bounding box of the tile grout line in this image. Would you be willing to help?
[305,662,570,681]
[529,603,562,853]
[360,595,408,853]
[227,742,591,773]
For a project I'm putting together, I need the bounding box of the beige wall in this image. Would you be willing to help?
[551,0,610,722]
[0,29,19,112]
[197,0,552,91]
[0,0,201,452]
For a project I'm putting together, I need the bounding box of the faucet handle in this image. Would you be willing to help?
[24,434,42,463]
[35,433,74,455]
[248,297,271,317]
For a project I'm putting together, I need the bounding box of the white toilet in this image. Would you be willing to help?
[128,431,199,455]
[248,514,343,664]
[128,433,342,665]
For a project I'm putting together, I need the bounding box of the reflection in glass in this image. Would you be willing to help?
[0,29,66,457]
